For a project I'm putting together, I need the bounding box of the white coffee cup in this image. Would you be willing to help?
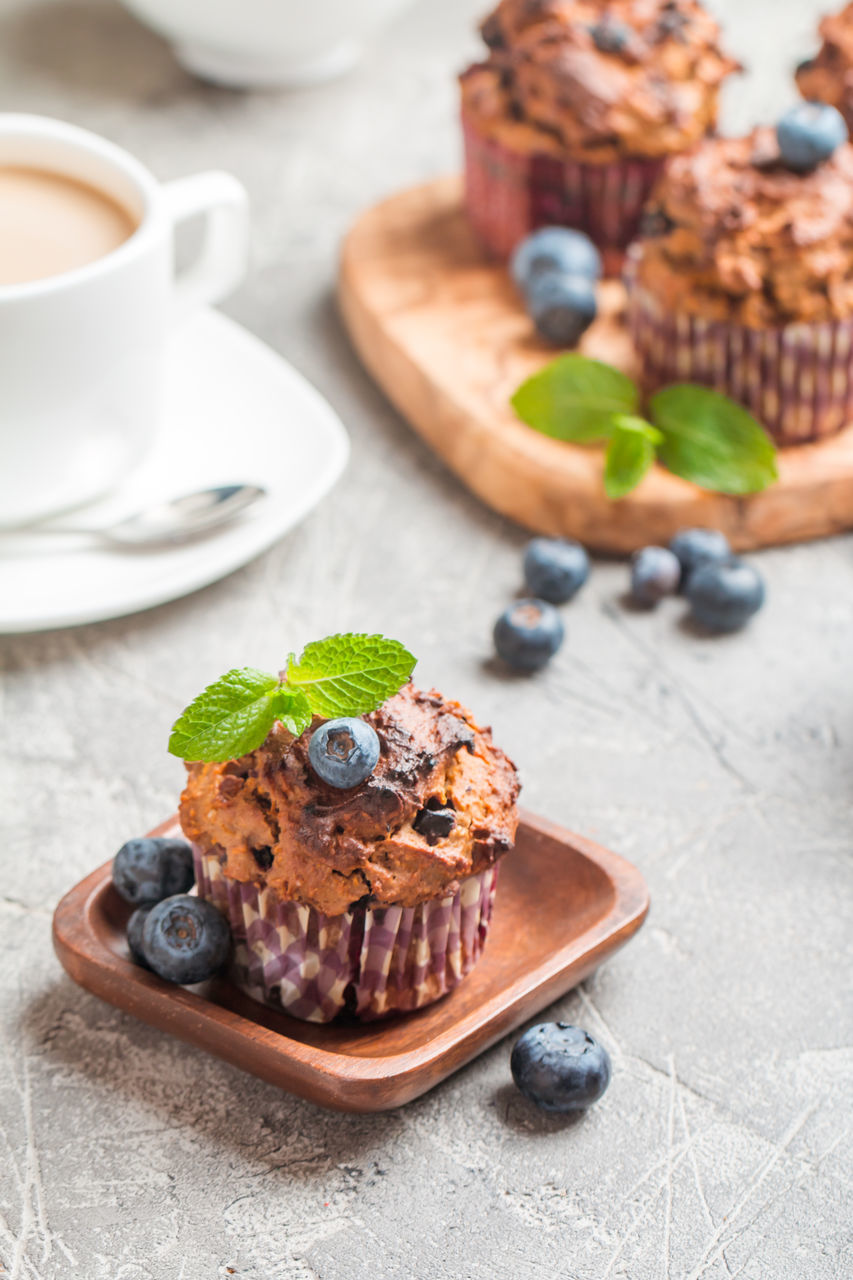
[118,0,420,89]
[0,114,249,527]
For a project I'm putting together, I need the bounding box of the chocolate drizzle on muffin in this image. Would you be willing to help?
[461,0,738,163]
[631,128,853,325]
[180,683,520,916]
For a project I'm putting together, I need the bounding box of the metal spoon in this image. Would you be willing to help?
[22,484,268,548]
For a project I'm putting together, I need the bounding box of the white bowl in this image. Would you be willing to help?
[119,0,419,88]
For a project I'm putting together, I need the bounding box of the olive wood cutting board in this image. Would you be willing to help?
[338,176,853,553]
[52,810,648,1112]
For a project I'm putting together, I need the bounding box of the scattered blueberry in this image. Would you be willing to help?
[112,836,195,907]
[494,598,564,671]
[527,272,598,347]
[668,527,731,590]
[777,101,848,173]
[510,226,602,294]
[630,545,681,605]
[141,895,231,985]
[308,717,380,789]
[686,559,766,632]
[126,907,151,966]
[589,17,631,54]
[523,537,590,603]
[511,1022,612,1113]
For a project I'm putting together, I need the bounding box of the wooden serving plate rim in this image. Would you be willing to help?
[338,174,853,553]
[52,809,649,1110]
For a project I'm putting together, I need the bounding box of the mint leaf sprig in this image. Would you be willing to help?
[168,633,416,763]
[510,354,778,500]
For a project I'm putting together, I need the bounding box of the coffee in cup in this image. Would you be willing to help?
[0,167,138,285]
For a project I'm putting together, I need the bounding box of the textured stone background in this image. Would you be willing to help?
[1,1,851,1277]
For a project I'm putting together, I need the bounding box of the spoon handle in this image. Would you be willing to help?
[3,483,266,547]
[1,523,105,538]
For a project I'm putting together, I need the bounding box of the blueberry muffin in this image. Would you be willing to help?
[626,127,853,443]
[180,683,520,1022]
[460,0,738,266]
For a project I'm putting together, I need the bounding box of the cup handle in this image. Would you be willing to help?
[162,171,249,321]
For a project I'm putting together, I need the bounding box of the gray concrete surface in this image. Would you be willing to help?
[1,1,851,1276]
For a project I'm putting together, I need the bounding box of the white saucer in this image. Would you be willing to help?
[0,310,349,633]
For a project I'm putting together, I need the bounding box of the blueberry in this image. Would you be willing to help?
[112,836,195,907]
[308,717,380,789]
[668,527,731,590]
[126,907,151,967]
[523,537,590,603]
[510,226,602,294]
[589,18,631,54]
[527,272,598,347]
[141,895,230,985]
[777,102,848,173]
[630,545,681,605]
[494,598,564,671]
[686,559,766,632]
[511,1022,612,1112]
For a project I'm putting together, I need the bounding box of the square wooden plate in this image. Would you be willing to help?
[52,811,648,1112]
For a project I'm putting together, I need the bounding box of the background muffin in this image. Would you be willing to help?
[626,126,853,443]
[181,683,520,1022]
[460,0,738,265]
[797,3,853,131]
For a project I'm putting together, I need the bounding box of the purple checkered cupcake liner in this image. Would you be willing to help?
[194,848,498,1023]
[462,114,666,268]
[626,279,853,445]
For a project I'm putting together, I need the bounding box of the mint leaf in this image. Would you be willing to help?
[611,414,664,446]
[268,685,312,738]
[652,385,778,495]
[511,354,639,442]
[510,355,780,500]
[287,633,416,718]
[168,668,279,762]
[168,633,416,762]
[604,416,659,499]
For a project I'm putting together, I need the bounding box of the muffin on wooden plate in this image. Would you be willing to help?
[797,4,853,132]
[626,123,853,443]
[459,0,738,265]
[177,665,519,1023]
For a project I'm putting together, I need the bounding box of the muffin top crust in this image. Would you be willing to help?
[460,0,738,162]
[797,4,853,128]
[631,128,853,326]
[179,682,520,916]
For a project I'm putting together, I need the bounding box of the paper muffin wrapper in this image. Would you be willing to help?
[461,113,666,266]
[193,848,498,1023]
[627,280,853,445]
